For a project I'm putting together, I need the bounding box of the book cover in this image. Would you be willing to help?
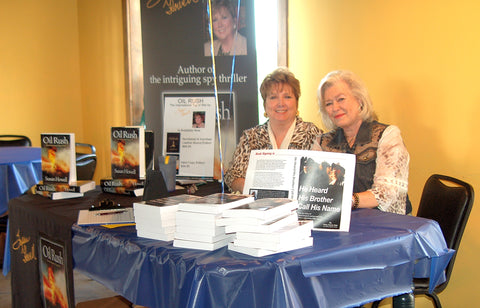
[221,198,298,221]
[177,193,255,214]
[41,133,76,185]
[173,234,234,251]
[77,208,135,226]
[243,150,356,232]
[38,234,72,308]
[224,212,299,234]
[35,180,95,193]
[110,126,146,179]
[228,237,313,257]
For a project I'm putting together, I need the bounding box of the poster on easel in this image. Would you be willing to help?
[163,93,216,178]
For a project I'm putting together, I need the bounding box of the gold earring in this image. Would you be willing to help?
[264,112,268,118]
[296,110,299,116]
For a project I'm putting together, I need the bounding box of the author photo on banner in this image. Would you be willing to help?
[204,0,247,56]
[192,111,206,128]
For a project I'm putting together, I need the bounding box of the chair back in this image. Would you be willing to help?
[0,135,32,147]
[416,174,474,292]
[76,143,97,180]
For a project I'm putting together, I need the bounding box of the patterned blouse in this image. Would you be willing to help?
[224,117,321,191]
[314,121,410,215]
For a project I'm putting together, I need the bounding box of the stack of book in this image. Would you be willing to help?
[133,194,202,241]
[37,133,93,199]
[100,126,150,197]
[217,198,314,257]
[172,193,255,251]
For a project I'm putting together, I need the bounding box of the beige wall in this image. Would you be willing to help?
[290,0,480,306]
[1,0,478,306]
[0,0,126,183]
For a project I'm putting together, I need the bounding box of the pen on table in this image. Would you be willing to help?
[95,210,126,216]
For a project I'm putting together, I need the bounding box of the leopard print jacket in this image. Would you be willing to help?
[224,117,321,191]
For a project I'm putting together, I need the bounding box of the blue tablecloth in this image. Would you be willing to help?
[72,209,453,308]
[0,146,41,215]
[1,146,41,276]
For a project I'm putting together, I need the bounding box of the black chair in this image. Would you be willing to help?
[372,174,474,308]
[76,142,97,181]
[0,135,32,147]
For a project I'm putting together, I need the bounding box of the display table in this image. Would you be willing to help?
[8,184,454,308]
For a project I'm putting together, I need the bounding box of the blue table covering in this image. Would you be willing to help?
[1,146,41,276]
[72,209,453,308]
[0,146,41,215]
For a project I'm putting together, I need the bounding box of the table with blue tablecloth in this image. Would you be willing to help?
[72,208,453,308]
[7,183,453,308]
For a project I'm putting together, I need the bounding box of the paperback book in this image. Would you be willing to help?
[221,198,298,221]
[173,234,235,251]
[38,234,73,308]
[177,193,255,214]
[110,126,146,179]
[35,180,95,194]
[235,220,313,244]
[101,178,146,189]
[41,133,76,185]
[224,212,298,234]
[228,236,313,257]
[36,190,84,200]
[101,186,144,197]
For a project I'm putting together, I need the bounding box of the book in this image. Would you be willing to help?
[100,178,146,189]
[173,234,235,251]
[77,208,135,226]
[133,194,202,216]
[136,224,176,235]
[176,224,226,236]
[235,220,314,245]
[110,126,146,179]
[35,180,95,193]
[221,198,298,221]
[101,186,144,197]
[174,232,233,243]
[41,133,76,185]
[224,212,299,234]
[177,193,255,214]
[38,234,72,308]
[36,190,84,200]
[137,229,175,242]
[228,237,313,257]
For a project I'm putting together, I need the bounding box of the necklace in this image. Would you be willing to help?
[346,135,356,148]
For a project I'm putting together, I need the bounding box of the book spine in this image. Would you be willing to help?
[36,184,80,193]
[100,178,146,188]
[101,186,141,196]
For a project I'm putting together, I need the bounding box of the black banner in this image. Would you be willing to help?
[140,0,259,179]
